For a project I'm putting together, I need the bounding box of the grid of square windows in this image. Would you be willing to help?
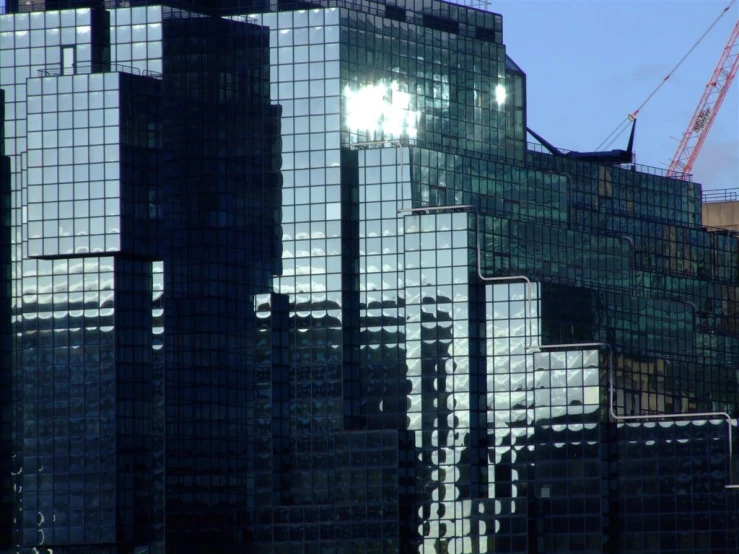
[1,1,738,553]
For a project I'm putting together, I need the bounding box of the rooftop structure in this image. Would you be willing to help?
[703,188,739,232]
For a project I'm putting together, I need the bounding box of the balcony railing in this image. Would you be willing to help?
[527,141,693,181]
[703,188,739,203]
[37,63,162,79]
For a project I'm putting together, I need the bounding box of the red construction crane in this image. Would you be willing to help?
[667,18,739,179]
[596,0,739,172]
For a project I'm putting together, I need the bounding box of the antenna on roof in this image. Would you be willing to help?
[527,120,637,166]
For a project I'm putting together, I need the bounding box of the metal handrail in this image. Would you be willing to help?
[349,140,406,201]
[526,342,738,489]
[386,164,737,337]
[6,0,487,26]
[398,204,534,348]
[703,188,739,203]
[36,63,162,79]
[527,142,693,181]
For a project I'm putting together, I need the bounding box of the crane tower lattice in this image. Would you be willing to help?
[667,19,739,179]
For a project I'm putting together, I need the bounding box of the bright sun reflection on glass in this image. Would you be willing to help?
[495,84,506,106]
[344,80,420,140]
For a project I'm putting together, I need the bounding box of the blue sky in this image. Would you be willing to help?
[491,0,739,192]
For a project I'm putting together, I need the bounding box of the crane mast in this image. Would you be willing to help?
[667,19,739,179]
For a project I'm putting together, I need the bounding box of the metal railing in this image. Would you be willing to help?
[8,0,234,14]
[526,342,738,490]
[37,63,162,79]
[4,0,390,17]
[397,203,535,343]
[527,141,693,181]
[5,0,487,26]
[703,188,739,203]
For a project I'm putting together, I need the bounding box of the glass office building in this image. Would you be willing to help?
[1,0,737,553]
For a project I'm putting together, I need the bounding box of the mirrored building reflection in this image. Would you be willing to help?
[1,0,738,553]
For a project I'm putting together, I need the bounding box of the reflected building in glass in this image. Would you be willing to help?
[1,0,738,553]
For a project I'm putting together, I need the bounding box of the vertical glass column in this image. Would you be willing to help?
[150,260,165,554]
[17,256,117,547]
[357,145,411,431]
[529,347,603,552]
[485,281,539,554]
[248,5,345,520]
[404,210,485,554]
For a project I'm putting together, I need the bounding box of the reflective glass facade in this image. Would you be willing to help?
[1,4,280,553]
[1,1,738,553]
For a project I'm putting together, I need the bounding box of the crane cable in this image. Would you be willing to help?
[596,0,738,151]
